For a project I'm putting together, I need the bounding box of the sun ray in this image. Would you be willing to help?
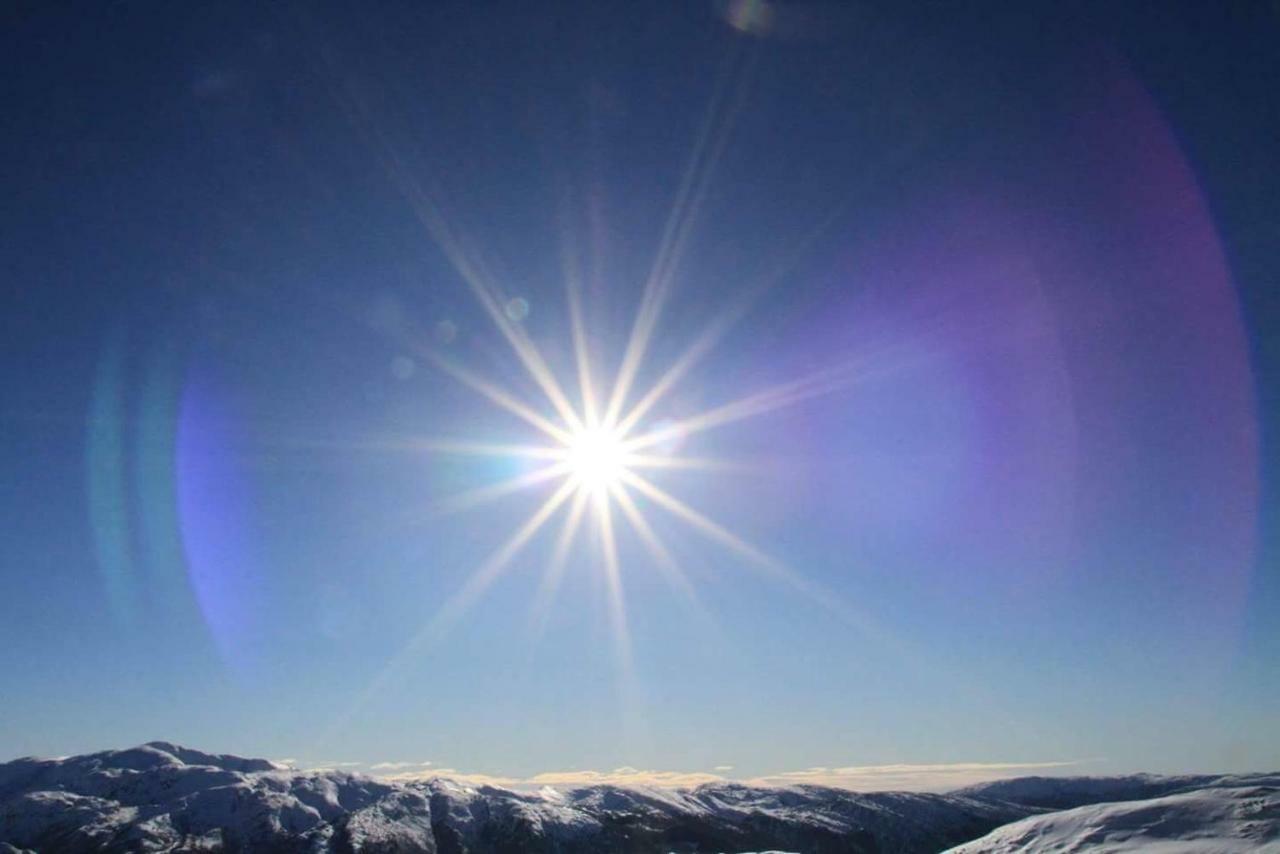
[431,478,579,636]
[625,453,761,473]
[423,352,574,445]
[617,469,901,651]
[568,282,599,427]
[609,482,701,609]
[324,60,482,293]
[560,216,601,428]
[322,55,586,437]
[271,434,563,461]
[528,487,591,639]
[617,469,836,609]
[593,488,632,668]
[429,462,571,516]
[458,266,587,435]
[613,202,841,438]
[623,363,859,454]
[337,71,586,435]
[612,299,748,438]
[602,47,756,428]
[323,477,575,744]
[618,470,775,567]
[413,438,565,461]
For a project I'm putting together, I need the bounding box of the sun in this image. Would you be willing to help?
[344,52,861,683]
[330,59,862,733]
[404,270,851,654]
[562,426,631,493]
[381,235,864,678]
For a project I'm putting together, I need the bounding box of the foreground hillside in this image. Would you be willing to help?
[948,776,1280,852]
[0,743,1274,853]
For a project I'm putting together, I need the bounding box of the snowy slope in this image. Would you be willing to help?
[946,780,1280,853]
[423,777,1029,853]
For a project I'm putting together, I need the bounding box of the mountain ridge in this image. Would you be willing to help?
[1,743,1274,853]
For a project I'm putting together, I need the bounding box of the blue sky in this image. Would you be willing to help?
[2,2,1278,788]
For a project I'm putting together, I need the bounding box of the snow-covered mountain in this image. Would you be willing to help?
[0,742,1024,852]
[0,743,1275,853]
[946,779,1280,852]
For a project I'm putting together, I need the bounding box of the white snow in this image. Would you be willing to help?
[946,783,1280,853]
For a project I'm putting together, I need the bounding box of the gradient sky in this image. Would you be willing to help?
[3,1,1279,790]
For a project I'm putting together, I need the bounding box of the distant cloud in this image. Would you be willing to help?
[371,766,725,789]
[382,768,520,788]
[746,761,1093,792]
[347,758,1096,793]
[303,761,364,772]
[527,768,726,788]
[370,761,433,771]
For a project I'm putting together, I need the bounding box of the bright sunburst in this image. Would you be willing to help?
[336,49,860,715]
[403,269,857,668]
[562,426,631,494]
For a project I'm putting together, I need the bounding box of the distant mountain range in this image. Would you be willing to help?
[0,742,1274,852]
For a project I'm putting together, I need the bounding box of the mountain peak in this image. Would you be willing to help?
[133,741,279,774]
